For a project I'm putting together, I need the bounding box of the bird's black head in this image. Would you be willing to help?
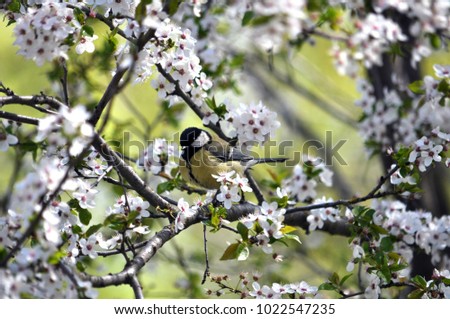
[180,127,211,148]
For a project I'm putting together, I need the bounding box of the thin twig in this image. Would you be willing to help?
[0,95,65,112]
[245,170,265,205]
[60,60,70,107]
[285,165,398,215]
[0,110,39,126]
[201,223,210,285]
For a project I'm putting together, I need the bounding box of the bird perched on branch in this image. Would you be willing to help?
[179,127,287,189]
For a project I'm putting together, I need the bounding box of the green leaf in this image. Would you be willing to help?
[76,261,86,272]
[157,181,175,194]
[72,224,83,235]
[283,233,302,245]
[407,289,425,299]
[408,80,425,95]
[167,0,180,16]
[249,15,273,26]
[437,79,449,94]
[329,272,340,285]
[281,225,297,234]
[73,7,85,25]
[237,222,249,240]
[411,275,427,289]
[135,0,153,22]
[220,242,240,260]
[380,236,394,252]
[86,224,103,237]
[48,250,66,265]
[82,25,94,37]
[0,247,7,261]
[242,11,255,26]
[318,282,336,291]
[78,208,92,226]
[340,273,353,286]
[7,0,21,13]
[429,33,441,49]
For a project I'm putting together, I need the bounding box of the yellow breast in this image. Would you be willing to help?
[179,148,243,189]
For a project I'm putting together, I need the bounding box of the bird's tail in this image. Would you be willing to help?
[245,158,288,168]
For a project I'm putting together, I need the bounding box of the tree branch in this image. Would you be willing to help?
[0,94,65,111]
[0,110,39,126]
[91,133,175,212]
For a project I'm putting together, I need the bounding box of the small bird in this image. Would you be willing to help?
[179,127,287,189]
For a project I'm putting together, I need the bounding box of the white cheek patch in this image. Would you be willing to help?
[192,131,210,147]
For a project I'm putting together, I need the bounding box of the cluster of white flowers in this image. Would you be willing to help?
[0,154,100,298]
[82,0,137,16]
[408,132,448,172]
[389,164,417,186]
[82,148,109,176]
[0,261,97,298]
[221,101,281,146]
[240,201,286,254]
[174,197,199,232]
[373,200,450,266]
[136,138,178,176]
[248,0,310,53]
[331,1,450,72]
[114,4,213,107]
[213,170,252,209]
[244,273,317,299]
[11,2,79,65]
[282,161,333,203]
[331,13,407,76]
[372,0,449,67]
[355,65,450,152]
[306,197,340,232]
[36,105,94,156]
[108,193,151,220]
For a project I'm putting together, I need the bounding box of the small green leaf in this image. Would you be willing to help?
[48,250,66,265]
[72,225,83,235]
[281,225,297,234]
[7,1,21,13]
[411,275,427,289]
[329,272,340,285]
[220,242,240,260]
[340,273,353,286]
[283,233,302,244]
[318,282,336,291]
[237,222,249,240]
[0,247,7,261]
[86,224,103,237]
[82,25,95,37]
[408,80,425,94]
[73,7,86,25]
[437,79,449,94]
[407,289,425,299]
[380,236,394,252]
[76,261,86,272]
[157,181,175,194]
[429,33,441,49]
[242,11,255,26]
[79,208,92,226]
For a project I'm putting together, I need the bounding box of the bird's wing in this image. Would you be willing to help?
[205,141,253,162]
